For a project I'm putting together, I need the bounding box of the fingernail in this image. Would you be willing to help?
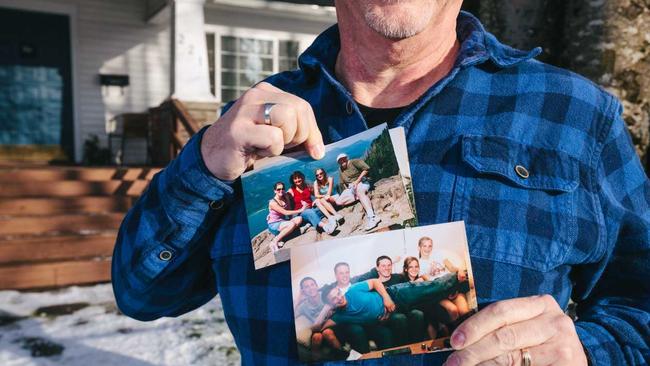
[311,144,325,159]
[451,331,465,348]
[444,354,460,366]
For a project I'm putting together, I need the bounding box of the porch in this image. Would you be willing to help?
[0,0,335,290]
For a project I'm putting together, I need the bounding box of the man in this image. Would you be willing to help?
[322,261,396,354]
[112,1,649,365]
[335,153,381,230]
[333,262,351,293]
[353,255,403,285]
[295,277,341,355]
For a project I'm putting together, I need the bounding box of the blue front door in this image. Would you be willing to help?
[0,7,73,161]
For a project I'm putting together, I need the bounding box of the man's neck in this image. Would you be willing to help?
[335,4,461,108]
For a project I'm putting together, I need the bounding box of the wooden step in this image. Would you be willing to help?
[0,213,124,236]
[0,197,134,216]
[0,259,111,290]
[0,234,116,264]
[0,166,159,182]
[0,180,150,198]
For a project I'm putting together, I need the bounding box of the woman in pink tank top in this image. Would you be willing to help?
[267,182,305,253]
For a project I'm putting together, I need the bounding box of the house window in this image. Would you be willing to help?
[206,33,300,102]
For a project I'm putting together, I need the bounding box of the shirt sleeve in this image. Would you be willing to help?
[350,267,378,283]
[352,159,370,172]
[111,126,236,321]
[350,281,371,293]
[573,99,650,364]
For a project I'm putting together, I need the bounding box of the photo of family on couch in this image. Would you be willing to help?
[242,125,416,269]
[290,222,477,363]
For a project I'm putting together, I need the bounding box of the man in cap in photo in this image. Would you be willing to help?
[335,153,381,230]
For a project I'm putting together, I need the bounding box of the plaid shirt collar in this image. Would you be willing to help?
[294,11,543,140]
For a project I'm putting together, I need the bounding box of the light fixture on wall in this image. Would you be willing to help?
[99,74,129,95]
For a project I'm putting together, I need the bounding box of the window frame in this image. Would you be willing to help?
[205,25,314,103]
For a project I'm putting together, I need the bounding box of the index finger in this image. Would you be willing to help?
[256,82,324,159]
[451,295,558,350]
[292,97,324,159]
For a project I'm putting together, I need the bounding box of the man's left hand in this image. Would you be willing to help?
[444,295,588,366]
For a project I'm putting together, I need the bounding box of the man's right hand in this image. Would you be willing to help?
[383,298,396,314]
[200,82,325,181]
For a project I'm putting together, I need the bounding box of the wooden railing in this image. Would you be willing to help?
[169,98,201,158]
[149,98,219,165]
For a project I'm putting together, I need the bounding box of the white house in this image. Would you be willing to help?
[0,0,336,163]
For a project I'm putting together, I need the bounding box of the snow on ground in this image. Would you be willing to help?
[0,284,240,366]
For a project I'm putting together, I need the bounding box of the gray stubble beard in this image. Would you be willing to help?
[362,0,437,40]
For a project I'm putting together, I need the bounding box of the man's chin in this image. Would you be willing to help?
[361,0,437,40]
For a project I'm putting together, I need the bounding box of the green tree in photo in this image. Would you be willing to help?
[363,129,400,182]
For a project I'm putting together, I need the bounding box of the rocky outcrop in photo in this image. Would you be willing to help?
[252,175,414,268]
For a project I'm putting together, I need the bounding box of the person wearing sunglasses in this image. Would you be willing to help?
[267,181,305,253]
[313,168,344,224]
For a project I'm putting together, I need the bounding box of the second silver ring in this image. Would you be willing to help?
[263,103,277,126]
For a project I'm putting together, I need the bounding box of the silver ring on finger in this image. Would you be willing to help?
[521,348,532,366]
[263,103,277,126]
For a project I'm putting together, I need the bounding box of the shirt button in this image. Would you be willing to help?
[515,165,530,179]
[346,101,354,115]
[209,200,224,210]
[159,250,173,261]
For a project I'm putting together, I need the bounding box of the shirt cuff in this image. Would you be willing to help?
[158,126,236,226]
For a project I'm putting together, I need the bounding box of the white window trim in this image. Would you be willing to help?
[204,24,315,103]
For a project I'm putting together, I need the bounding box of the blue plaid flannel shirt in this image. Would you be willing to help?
[112,12,650,365]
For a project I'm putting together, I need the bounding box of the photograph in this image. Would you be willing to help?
[290,222,477,363]
[241,124,417,269]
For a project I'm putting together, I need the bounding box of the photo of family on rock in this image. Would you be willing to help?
[290,222,477,363]
[242,125,416,269]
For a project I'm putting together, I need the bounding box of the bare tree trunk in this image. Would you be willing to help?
[564,0,650,162]
[475,0,650,163]
[476,0,567,65]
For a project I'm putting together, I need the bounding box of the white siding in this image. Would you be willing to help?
[205,4,334,38]
[0,0,170,162]
[74,0,170,150]
[0,0,335,162]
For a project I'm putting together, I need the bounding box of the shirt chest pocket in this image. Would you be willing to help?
[453,135,580,272]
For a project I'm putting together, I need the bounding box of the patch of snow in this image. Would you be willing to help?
[0,284,239,366]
